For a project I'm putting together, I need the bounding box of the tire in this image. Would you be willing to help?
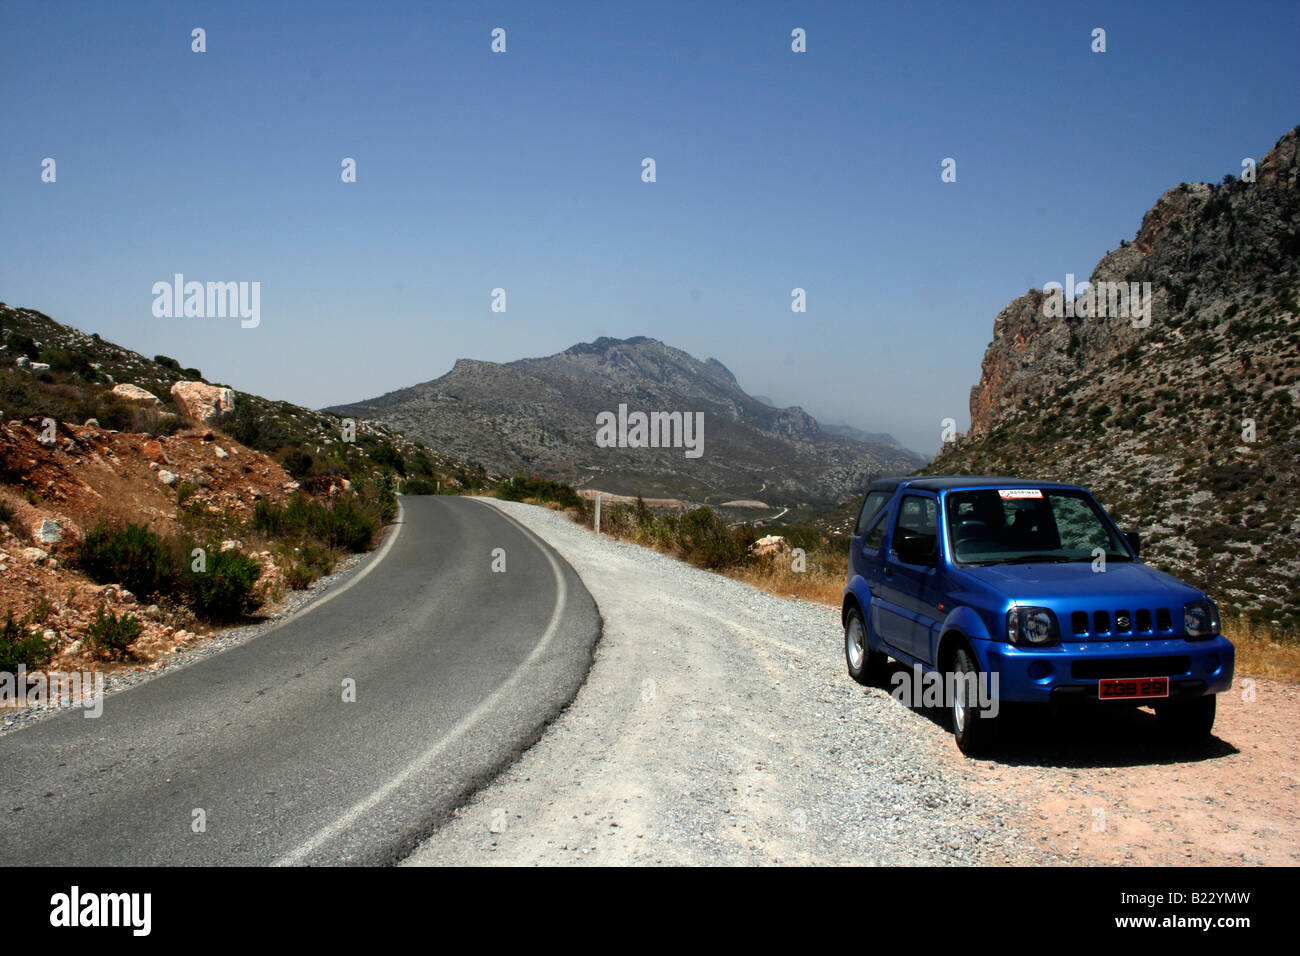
[844,606,887,685]
[950,646,998,756]
[1154,694,1216,745]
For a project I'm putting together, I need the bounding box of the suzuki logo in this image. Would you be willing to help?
[1116,612,1131,631]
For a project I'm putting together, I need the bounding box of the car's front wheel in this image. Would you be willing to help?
[1154,694,1216,745]
[844,606,887,685]
[950,646,998,756]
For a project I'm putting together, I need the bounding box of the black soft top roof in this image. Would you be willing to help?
[867,475,1084,493]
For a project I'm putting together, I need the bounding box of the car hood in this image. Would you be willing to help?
[955,560,1204,603]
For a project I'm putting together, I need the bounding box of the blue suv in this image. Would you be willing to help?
[842,476,1234,755]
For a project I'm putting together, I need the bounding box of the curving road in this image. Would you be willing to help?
[0,496,601,865]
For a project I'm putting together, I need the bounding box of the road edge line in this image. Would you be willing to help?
[272,496,569,866]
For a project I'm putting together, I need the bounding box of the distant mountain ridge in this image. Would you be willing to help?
[331,336,925,508]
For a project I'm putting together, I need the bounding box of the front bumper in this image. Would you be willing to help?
[970,634,1234,705]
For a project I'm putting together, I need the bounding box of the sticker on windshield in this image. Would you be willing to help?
[998,489,1043,499]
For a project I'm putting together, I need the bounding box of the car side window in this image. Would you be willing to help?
[855,491,891,536]
[864,507,888,548]
[892,494,937,554]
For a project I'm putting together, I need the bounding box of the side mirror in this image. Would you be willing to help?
[1124,530,1141,558]
[895,533,937,567]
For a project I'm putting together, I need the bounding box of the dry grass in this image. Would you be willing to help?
[1222,617,1300,681]
[723,551,846,606]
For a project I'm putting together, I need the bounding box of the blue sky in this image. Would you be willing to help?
[1,0,1296,455]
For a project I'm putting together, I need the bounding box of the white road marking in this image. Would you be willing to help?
[273,497,568,865]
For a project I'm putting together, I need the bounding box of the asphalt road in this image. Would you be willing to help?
[0,496,601,865]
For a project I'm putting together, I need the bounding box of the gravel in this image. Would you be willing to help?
[406,499,1060,866]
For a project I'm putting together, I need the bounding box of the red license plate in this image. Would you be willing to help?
[1099,677,1169,699]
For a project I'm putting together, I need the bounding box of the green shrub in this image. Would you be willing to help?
[315,497,378,551]
[254,492,383,553]
[281,448,314,479]
[37,348,74,372]
[0,610,56,672]
[369,442,406,475]
[84,605,143,661]
[282,543,335,590]
[227,403,291,453]
[5,332,40,361]
[400,478,439,495]
[497,474,582,508]
[678,506,754,569]
[185,547,262,621]
[76,522,177,598]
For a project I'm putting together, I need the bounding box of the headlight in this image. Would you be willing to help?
[1007,607,1059,646]
[1183,600,1220,639]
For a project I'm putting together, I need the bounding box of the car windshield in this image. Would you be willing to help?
[944,488,1132,566]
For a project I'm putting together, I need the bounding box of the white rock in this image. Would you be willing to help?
[158,469,177,485]
[22,546,48,563]
[170,381,235,425]
[111,383,161,405]
[33,518,64,544]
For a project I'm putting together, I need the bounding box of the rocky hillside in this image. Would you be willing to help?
[0,303,469,487]
[0,301,470,675]
[331,336,924,510]
[930,126,1300,632]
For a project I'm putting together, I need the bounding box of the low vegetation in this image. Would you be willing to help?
[83,606,144,661]
[0,610,57,672]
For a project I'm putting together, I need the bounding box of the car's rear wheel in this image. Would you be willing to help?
[951,646,998,756]
[1154,694,1216,745]
[845,606,887,685]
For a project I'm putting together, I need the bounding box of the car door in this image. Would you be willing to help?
[881,493,940,662]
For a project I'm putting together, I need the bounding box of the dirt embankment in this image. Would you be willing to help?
[0,418,304,670]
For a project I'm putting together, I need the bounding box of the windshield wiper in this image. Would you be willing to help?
[966,555,1077,566]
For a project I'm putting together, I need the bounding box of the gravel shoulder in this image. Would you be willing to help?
[405,499,1051,866]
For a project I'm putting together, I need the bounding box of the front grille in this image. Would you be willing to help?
[1069,607,1174,638]
[1072,656,1191,679]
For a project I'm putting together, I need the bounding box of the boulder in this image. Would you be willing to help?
[750,534,789,557]
[170,381,235,426]
[33,518,64,545]
[111,383,161,405]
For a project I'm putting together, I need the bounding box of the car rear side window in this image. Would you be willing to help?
[865,509,888,548]
[855,491,892,536]
[893,495,937,550]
